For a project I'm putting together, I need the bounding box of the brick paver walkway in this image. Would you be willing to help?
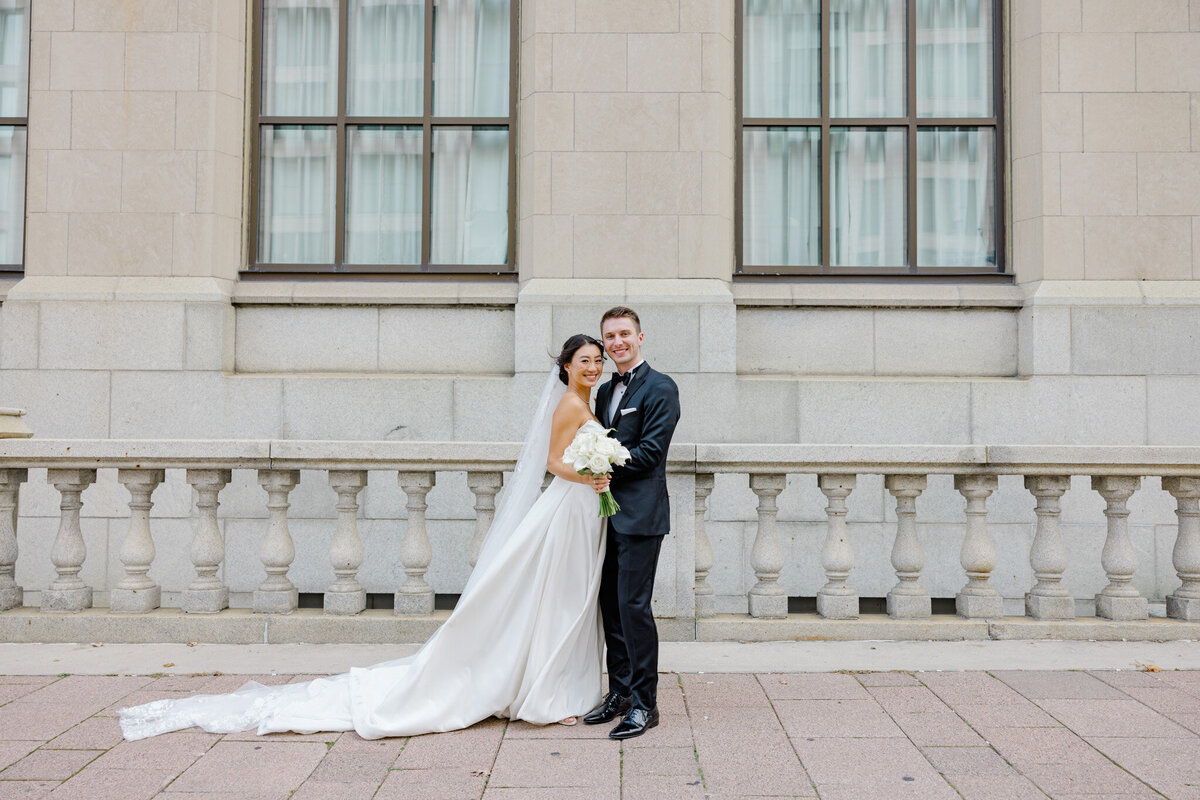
[1,669,1199,799]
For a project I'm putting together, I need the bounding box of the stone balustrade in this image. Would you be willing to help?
[0,440,1199,642]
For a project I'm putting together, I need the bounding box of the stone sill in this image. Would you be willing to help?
[2,276,237,303]
[0,607,451,645]
[0,438,694,471]
[733,280,1024,309]
[6,440,1200,476]
[2,609,1195,645]
[6,278,1200,311]
[696,614,1200,642]
[736,279,1200,310]
[518,278,733,304]
[233,279,519,307]
[693,443,1200,475]
[1023,280,1200,306]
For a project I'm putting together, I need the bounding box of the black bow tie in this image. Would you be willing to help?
[615,369,634,386]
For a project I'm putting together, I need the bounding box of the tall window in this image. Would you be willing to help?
[0,0,26,272]
[250,0,515,274]
[738,0,1003,276]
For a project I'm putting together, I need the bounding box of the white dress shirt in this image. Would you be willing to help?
[607,360,644,421]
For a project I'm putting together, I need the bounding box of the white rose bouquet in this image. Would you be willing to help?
[562,428,631,517]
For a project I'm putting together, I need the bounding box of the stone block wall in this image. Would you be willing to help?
[517,0,734,280]
[26,0,246,281]
[5,0,1200,613]
[1011,0,1200,281]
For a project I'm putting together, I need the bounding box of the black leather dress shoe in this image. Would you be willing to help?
[609,707,659,739]
[583,692,631,725]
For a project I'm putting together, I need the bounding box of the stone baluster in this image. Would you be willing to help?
[885,475,930,618]
[1163,477,1200,621]
[42,469,97,613]
[326,470,368,615]
[396,471,436,616]
[954,474,1001,619]
[110,469,165,614]
[254,470,301,614]
[0,469,27,611]
[541,472,553,492]
[182,469,231,613]
[748,474,787,619]
[693,473,716,619]
[466,472,503,568]
[817,474,857,620]
[1024,475,1073,619]
[1092,475,1147,620]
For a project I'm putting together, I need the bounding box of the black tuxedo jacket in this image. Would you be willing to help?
[595,362,681,537]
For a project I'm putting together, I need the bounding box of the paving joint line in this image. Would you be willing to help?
[1002,671,1172,800]
[914,670,1049,799]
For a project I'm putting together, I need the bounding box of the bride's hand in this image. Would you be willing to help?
[589,475,610,494]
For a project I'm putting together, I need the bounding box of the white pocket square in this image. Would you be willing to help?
[620,407,637,416]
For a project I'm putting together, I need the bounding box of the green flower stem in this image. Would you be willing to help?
[598,490,620,518]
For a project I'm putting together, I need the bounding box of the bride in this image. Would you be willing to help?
[120,335,613,740]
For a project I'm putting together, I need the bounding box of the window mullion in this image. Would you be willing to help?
[992,0,1007,276]
[421,0,434,270]
[734,1,744,274]
[507,0,518,269]
[820,0,831,274]
[249,0,263,269]
[906,0,918,273]
[334,0,349,270]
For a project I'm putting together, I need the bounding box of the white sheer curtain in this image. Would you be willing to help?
[741,0,994,268]
[0,127,23,264]
[828,0,906,267]
[262,0,338,116]
[918,128,994,266]
[915,0,995,266]
[345,127,423,264]
[831,0,904,118]
[831,128,905,267]
[743,128,820,266]
[431,127,508,264]
[348,0,424,116]
[434,0,510,117]
[0,2,27,117]
[258,127,336,263]
[257,0,513,266]
[743,0,819,118]
[259,2,336,263]
[0,1,24,265]
[917,0,992,117]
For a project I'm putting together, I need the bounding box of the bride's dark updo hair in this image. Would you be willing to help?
[556,334,605,385]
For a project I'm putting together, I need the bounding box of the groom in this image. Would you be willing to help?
[585,306,681,739]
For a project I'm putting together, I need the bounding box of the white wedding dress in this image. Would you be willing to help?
[120,379,606,741]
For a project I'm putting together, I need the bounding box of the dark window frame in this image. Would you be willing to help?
[0,1,28,275]
[246,0,518,277]
[0,114,26,274]
[734,0,1007,278]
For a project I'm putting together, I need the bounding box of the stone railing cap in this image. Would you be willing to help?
[1,440,1196,476]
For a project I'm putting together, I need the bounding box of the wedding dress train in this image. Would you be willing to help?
[119,419,607,741]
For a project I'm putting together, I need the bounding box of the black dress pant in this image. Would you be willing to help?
[598,530,664,712]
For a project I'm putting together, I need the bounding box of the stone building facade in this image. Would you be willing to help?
[3,0,1200,621]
